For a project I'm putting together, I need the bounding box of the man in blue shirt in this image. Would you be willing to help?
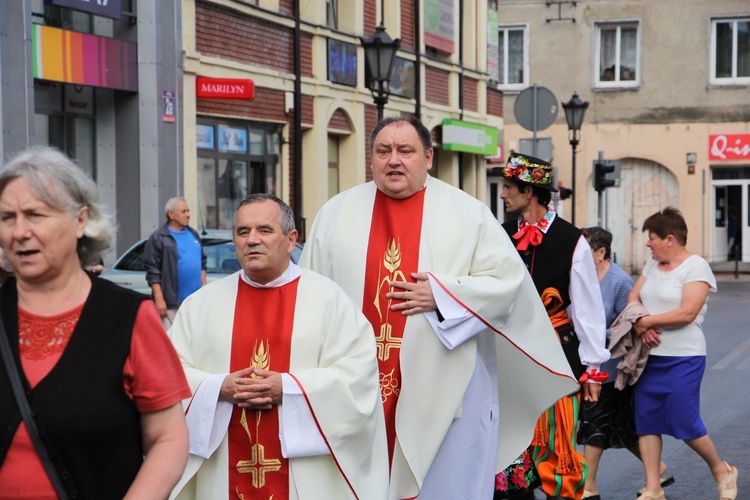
[144,197,207,328]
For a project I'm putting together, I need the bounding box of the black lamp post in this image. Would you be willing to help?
[562,92,589,226]
[359,24,401,121]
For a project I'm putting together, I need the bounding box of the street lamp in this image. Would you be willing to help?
[359,24,401,121]
[562,92,589,226]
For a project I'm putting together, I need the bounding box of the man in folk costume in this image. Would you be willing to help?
[499,152,611,500]
[169,194,388,500]
[299,116,580,500]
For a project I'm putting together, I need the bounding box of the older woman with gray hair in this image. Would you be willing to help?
[0,147,190,499]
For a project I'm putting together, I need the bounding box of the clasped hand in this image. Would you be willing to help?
[221,367,282,410]
[633,316,662,348]
[387,272,437,316]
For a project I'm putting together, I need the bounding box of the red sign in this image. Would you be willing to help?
[709,134,750,161]
[196,77,254,100]
[486,143,505,164]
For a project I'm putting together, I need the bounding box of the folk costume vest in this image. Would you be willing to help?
[502,215,584,379]
[228,277,298,498]
[362,188,425,462]
[503,215,587,499]
[0,276,146,499]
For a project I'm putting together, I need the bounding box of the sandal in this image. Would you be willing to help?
[582,491,601,500]
[717,462,738,500]
[636,475,675,496]
[636,491,665,500]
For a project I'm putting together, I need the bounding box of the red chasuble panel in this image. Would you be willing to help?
[361,188,425,461]
[228,277,299,499]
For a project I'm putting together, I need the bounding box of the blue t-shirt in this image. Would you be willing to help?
[169,227,203,303]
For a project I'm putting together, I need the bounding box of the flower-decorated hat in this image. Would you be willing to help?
[503,152,557,192]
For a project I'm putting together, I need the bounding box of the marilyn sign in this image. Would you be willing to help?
[196,78,255,100]
[709,134,750,161]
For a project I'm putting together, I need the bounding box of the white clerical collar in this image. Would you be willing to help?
[240,261,302,288]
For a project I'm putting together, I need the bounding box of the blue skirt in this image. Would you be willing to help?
[634,355,707,439]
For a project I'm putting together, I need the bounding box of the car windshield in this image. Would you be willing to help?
[113,238,239,274]
[203,238,240,273]
[110,234,301,274]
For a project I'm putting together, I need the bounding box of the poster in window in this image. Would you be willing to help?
[424,0,455,53]
[196,125,215,149]
[390,57,416,99]
[218,125,247,152]
[328,39,357,87]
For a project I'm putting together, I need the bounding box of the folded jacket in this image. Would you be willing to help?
[608,302,651,389]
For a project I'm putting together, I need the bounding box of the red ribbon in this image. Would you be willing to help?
[512,223,543,251]
[578,369,609,384]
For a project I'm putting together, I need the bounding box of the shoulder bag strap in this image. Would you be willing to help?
[0,318,71,500]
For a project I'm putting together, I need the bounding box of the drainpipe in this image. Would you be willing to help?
[293,0,303,238]
[457,0,464,190]
[414,1,422,119]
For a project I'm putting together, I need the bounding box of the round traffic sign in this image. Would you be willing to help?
[514,85,559,132]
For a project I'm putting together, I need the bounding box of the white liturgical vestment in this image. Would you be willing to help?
[169,265,388,500]
[300,177,580,500]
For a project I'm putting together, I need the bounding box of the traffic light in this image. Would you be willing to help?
[594,162,616,192]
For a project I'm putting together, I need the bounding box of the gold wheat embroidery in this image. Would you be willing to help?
[235,339,281,489]
[373,238,406,361]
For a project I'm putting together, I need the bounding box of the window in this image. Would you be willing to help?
[595,22,640,88]
[197,120,281,229]
[711,18,750,84]
[326,0,337,29]
[327,135,340,198]
[497,25,528,90]
[31,0,93,33]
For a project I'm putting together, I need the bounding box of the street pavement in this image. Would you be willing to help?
[531,278,750,499]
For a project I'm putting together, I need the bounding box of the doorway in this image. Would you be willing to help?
[712,182,745,262]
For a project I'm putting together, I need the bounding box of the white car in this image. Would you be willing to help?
[100,229,302,294]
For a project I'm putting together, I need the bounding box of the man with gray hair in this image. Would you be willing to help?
[144,197,206,328]
[169,193,388,499]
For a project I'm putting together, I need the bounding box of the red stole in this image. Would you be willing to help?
[228,276,299,499]
[362,188,425,462]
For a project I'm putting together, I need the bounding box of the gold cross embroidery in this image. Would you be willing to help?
[375,322,402,361]
[234,340,281,490]
[236,443,282,489]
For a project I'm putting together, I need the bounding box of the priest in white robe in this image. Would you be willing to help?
[169,194,388,500]
[299,116,580,500]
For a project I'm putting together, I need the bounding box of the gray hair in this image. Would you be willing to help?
[165,197,186,218]
[234,193,296,234]
[0,146,114,267]
[584,226,613,260]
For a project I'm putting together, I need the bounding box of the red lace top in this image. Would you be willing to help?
[0,300,190,499]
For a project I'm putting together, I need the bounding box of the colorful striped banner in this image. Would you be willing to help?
[32,24,137,92]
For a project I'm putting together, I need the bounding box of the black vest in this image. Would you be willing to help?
[0,276,148,499]
[503,216,585,378]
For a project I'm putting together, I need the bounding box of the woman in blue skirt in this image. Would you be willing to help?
[629,207,738,500]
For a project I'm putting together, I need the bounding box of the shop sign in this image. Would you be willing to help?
[34,80,62,113]
[486,143,504,164]
[486,4,500,82]
[327,39,357,87]
[196,78,255,100]
[64,85,94,115]
[45,0,122,20]
[442,119,498,156]
[33,25,137,92]
[709,134,750,161]
[424,0,455,53]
